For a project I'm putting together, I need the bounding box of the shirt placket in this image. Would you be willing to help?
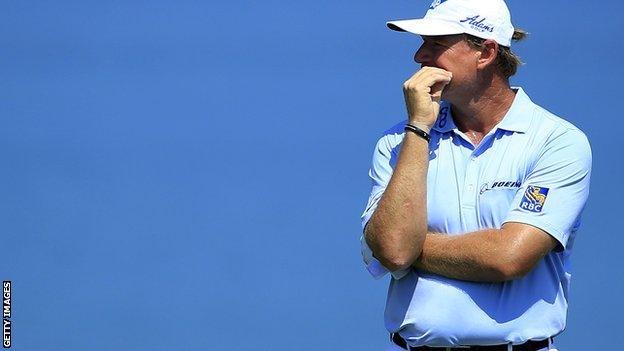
[460,153,480,231]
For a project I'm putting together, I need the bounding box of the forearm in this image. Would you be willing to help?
[365,131,429,270]
[365,67,452,271]
[414,229,526,282]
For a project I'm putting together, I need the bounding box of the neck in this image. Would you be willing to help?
[448,78,516,135]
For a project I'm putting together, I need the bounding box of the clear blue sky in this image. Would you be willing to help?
[1,1,622,350]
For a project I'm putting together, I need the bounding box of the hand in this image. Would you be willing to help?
[402,67,452,130]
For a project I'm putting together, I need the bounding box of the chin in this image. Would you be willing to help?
[441,88,452,102]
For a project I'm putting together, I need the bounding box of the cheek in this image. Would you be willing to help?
[445,69,466,86]
[446,60,477,84]
[440,70,470,96]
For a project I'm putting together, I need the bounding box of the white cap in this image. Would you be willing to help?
[387,0,515,47]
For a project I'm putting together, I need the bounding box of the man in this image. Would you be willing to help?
[360,0,592,350]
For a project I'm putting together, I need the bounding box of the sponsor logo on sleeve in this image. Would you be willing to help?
[519,185,549,213]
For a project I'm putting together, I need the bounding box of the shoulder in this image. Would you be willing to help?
[381,119,407,138]
[374,119,407,152]
[529,104,591,154]
[523,102,592,171]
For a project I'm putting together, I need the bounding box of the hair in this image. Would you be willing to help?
[464,28,528,79]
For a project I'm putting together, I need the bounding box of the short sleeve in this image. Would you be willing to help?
[361,132,410,280]
[504,128,592,249]
[361,136,395,227]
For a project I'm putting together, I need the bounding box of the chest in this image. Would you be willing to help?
[425,131,534,233]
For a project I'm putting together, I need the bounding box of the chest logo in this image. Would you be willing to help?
[520,185,550,213]
[479,181,521,195]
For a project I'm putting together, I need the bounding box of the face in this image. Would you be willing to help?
[414,35,480,100]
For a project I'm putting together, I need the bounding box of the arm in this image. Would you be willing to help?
[364,67,452,271]
[413,222,559,282]
[364,132,429,271]
[414,128,592,282]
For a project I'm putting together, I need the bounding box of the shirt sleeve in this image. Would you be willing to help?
[503,128,592,249]
[361,133,410,280]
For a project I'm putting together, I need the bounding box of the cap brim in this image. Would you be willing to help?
[387,18,465,36]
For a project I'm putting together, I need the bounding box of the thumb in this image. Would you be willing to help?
[431,100,441,119]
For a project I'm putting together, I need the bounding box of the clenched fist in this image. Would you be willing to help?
[402,67,452,131]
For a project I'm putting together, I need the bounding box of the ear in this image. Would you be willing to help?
[476,39,499,70]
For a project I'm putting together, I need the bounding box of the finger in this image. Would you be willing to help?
[406,66,452,82]
[430,80,450,101]
[405,67,452,86]
[404,71,452,91]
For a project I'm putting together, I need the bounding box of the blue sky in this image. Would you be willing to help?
[1,1,622,350]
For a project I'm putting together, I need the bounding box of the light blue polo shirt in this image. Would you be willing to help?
[361,88,592,347]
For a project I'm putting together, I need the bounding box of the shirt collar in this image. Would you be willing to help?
[495,87,532,133]
[431,87,533,134]
[431,101,456,133]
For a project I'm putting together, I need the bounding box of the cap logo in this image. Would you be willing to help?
[429,0,448,10]
[459,15,495,33]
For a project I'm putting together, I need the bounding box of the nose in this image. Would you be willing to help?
[413,43,429,64]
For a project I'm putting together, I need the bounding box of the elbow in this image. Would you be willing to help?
[364,207,427,272]
[376,251,416,272]
[492,257,536,282]
[365,228,425,272]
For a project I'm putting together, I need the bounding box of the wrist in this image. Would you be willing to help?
[407,122,432,134]
[404,123,431,143]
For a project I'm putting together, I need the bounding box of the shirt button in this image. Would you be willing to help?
[467,184,474,191]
